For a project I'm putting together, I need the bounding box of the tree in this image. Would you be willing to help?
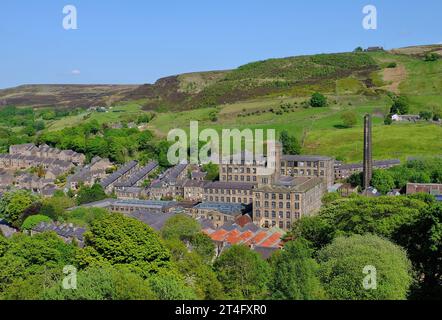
[161,214,201,242]
[371,170,395,194]
[39,195,76,221]
[384,115,393,125]
[0,232,76,295]
[424,52,439,62]
[321,192,341,206]
[191,233,215,264]
[43,266,156,300]
[79,213,171,277]
[354,47,364,53]
[208,110,218,122]
[394,202,442,299]
[21,215,52,231]
[279,130,301,155]
[310,92,327,108]
[390,96,410,115]
[291,195,428,250]
[214,245,271,299]
[269,239,326,300]
[419,111,433,121]
[317,234,412,300]
[148,270,197,300]
[137,130,154,151]
[76,183,107,205]
[0,190,40,228]
[341,111,357,128]
[175,251,224,300]
[202,162,219,181]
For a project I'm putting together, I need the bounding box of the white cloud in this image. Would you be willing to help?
[71,69,81,75]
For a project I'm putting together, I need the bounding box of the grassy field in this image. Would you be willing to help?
[46,102,146,131]
[304,123,442,162]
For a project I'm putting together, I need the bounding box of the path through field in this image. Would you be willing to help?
[382,64,407,94]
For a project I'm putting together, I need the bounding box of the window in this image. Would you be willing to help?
[295,203,300,210]
[256,210,261,217]
[272,211,276,218]
[286,212,291,219]
[286,221,291,229]
[279,202,283,209]
[264,211,269,218]
[272,193,276,200]
[264,201,269,208]
[286,193,291,200]
[279,211,284,219]
[286,202,291,209]
[279,221,284,229]
[279,194,284,200]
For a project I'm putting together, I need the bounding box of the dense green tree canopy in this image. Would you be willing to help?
[0,232,76,296]
[43,266,156,300]
[0,190,41,228]
[317,234,412,300]
[280,130,301,155]
[214,245,271,300]
[76,183,107,205]
[310,92,327,108]
[79,213,171,277]
[394,202,442,299]
[270,239,326,300]
[161,214,201,242]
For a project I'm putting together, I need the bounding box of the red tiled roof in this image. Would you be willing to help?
[224,229,241,243]
[210,229,229,242]
[260,232,282,248]
[236,230,255,244]
[247,231,269,246]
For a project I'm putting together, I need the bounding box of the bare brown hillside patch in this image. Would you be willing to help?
[382,64,407,94]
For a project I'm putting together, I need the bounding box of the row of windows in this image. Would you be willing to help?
[255,201,300,209]
[256,193,301,201]
[281,161,326,168]
[222,167,258,174]
[223,175,258,182]
[280,169,325,176]
[204,196,253,204]
[205,188,253,195]
[263,220,292,230]
[255,210,300,220]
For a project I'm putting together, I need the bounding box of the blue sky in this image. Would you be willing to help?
[0,0,441,88]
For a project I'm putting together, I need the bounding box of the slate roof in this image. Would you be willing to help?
[127,211,175,231]
[100,160,138,188]
[32,222,86,242]
[194,202,246,216]
[114,161,158,187]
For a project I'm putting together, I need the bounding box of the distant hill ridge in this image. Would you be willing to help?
[1,44,441,110]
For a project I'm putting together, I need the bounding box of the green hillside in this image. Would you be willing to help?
[2,44,442,163]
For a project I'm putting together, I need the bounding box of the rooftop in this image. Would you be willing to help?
[194,202,246,215]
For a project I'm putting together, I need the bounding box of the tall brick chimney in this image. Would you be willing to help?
[363,114,373,190]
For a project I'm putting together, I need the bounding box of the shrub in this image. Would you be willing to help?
[310,92,327,108]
